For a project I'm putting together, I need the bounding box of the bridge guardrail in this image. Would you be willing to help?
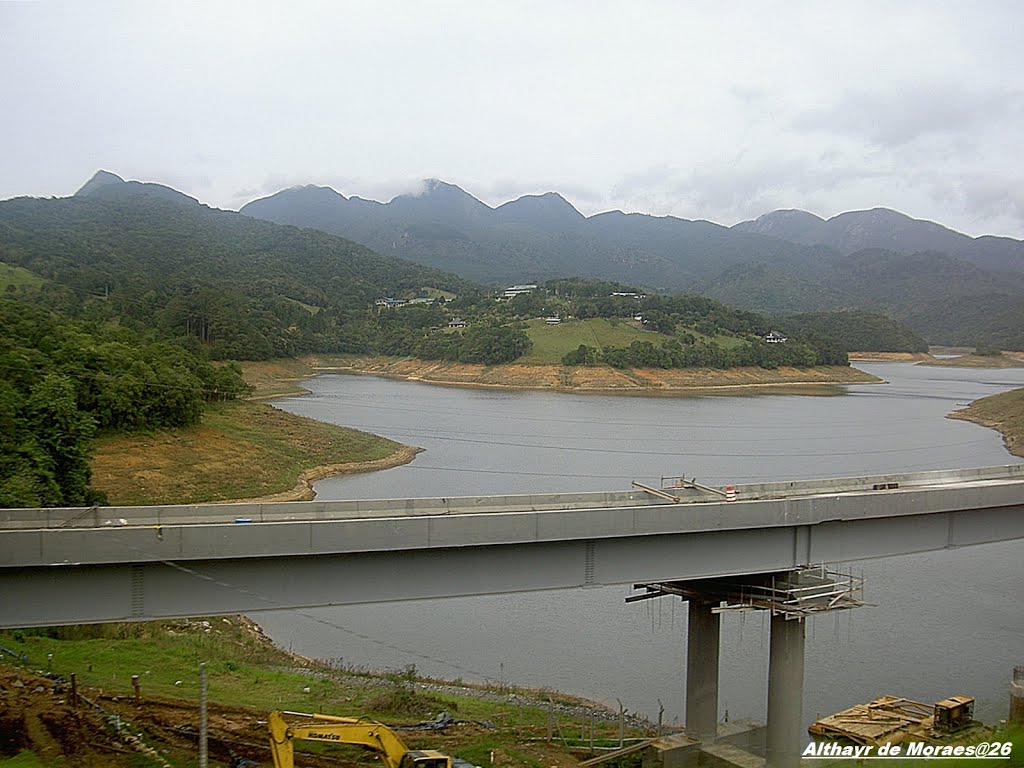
[1,464,1022,531]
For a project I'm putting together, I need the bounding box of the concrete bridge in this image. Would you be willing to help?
[4,464,1023,628]
[3,463,1024,767]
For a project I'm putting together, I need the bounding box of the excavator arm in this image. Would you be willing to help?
[268,710,453,768]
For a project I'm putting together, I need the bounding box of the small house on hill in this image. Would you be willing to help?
[764,331,788,344]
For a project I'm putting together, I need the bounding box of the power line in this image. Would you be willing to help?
[313,427,993,459]
[332,418,943,445]
[130,549,500,683]
[301,391,972,430]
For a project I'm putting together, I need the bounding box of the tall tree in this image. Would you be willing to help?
[26,374,100,506]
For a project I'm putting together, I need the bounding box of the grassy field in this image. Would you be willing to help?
[0,262,45,291]
[519,318,657,364]
[90,399,411,505]
[0,619,560,724]
[519,318,746,365]
[283,296,321,314]
[0,753,45,768]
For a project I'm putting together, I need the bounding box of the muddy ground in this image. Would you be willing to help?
[0,665,592,768]
[0,664,278,767]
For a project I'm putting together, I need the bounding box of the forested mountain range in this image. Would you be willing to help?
[0,182,837,368]
[240,180,834,290]
[732,207,1024,275]
[0,189,478,359]
[241,179,1024,348]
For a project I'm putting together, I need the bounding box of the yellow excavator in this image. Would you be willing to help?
[267,710,455,768]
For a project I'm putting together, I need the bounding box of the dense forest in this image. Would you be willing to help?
[0,195,478,359]
[0,300,248,506]
[776,311,929,353]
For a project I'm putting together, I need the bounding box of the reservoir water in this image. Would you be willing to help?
[256,362,1024,729]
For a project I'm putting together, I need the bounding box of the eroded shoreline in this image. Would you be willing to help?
[288,356,883,396]
[230,444,424,503]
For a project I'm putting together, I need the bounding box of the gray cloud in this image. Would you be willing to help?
[611,158,895,225]
[933,173,1024,237]
[792,87,1024,148]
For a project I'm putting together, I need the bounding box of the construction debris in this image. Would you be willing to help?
[808,695,977,746]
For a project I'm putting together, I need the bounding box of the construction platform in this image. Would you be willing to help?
[808,695,979,746]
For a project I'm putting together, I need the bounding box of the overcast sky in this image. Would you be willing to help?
[3,1,1023,237]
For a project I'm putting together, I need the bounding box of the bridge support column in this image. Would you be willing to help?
[685,599,720,743]
[766,614,805,768]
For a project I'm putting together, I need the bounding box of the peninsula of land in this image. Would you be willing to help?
[246,354,882,398]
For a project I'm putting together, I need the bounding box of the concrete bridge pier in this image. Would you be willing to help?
[632,568,856,768]
[766,614,806,768]
[685,599,721,742]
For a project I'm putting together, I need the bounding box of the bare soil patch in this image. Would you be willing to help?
[305,356,880,394]
[848,352,935,362]
[924,353,1024,369]
[849,351,1024,368]
[949,388,1024,457]
[0,665,344,767]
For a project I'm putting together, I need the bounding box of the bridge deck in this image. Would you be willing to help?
[3,463,1023,530]
[2,465,1023,627]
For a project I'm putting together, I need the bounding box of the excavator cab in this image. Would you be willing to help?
[400,751,452,768]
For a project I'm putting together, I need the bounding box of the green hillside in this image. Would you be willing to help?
[0,262,44,291]
[0,195,478,360]
[777,311,929,353]
[0,193,479,508]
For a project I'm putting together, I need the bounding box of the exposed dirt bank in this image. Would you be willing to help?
[925,353,1024,369]
[849,351,1024,368]
[296,356,881,394]
[949,388,1024,458]
[848,352,935,362]
[235,444,423,502]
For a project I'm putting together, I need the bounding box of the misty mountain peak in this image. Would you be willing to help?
[389,178,492,219]
[75,170,126,196]
[417,178,481,202]
[286,184,349,202]
[732,209,826,240]
[496,191,584,225]
[73,170,199,206]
